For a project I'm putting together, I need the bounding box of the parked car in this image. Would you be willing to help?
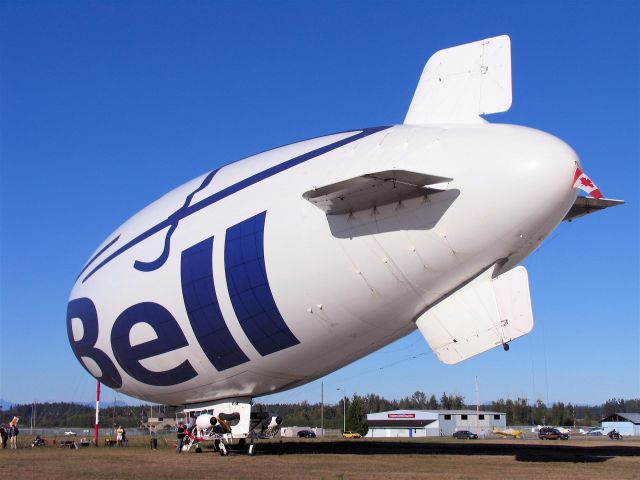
[538,427,569,440]
[342,431,362,438]
[297,430,316,438]
[452,430,478,439]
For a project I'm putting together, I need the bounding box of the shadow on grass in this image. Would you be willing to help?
[514,453,613,463]
[215,440,640,463]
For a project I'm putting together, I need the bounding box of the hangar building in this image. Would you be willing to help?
[366,409,506,437]
[600,413,640,436]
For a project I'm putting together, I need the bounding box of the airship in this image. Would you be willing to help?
[66,35,621,453]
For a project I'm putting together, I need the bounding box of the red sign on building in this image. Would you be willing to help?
[388,413,416,418]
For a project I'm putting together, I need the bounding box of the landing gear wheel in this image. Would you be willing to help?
[213,439,220,452]
[248,444,256,456]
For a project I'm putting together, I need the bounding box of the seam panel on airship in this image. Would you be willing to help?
[80,126,390,283]
[181,236,251,371]
[225,211,300,356]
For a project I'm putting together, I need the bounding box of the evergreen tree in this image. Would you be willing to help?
[602,398,634,417]
[346,395,368,436]
[450,395,465,410]
[512,397,531,425]
[549,402,566,426]
[565,403,574,427]
[411,391,428,409]
[440,393,452,409]
[532,399,546,425]
[490,399,515,424]
[583,410,593,427]
[504,399,514,424]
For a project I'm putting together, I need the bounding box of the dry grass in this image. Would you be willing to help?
[3,436,639,480]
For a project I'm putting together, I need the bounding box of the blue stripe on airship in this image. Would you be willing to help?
[181,236,250,371]
[225,211,299,356]
[135,169,219,273]
[81,126,390,283]
[76,234,121,280]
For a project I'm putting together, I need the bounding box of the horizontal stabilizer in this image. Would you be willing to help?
[405,35,512,125]
[416,265,533,364]
[303,170,452,215]
[563,196,624,222]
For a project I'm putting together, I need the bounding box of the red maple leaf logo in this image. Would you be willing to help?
[580,177,594,189]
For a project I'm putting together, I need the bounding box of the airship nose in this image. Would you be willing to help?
[519,129,579,221]
[491,127,579,274]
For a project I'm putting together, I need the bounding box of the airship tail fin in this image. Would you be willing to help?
[303,169,452,215]
[404,35,512,125]
[563,196,624,222]
[416,264,533,364]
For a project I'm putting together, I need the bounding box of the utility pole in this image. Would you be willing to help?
[95,380,101,446]
[475,376,480,436]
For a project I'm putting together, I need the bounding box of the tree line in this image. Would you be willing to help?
[2,395,638,435]
[0,402,164,429]
[260,395,640,436]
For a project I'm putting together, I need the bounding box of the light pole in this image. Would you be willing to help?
[337,388,346,433]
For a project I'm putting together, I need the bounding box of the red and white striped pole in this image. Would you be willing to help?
[94,380,101,446]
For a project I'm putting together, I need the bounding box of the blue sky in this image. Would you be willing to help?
[1,0,638,408]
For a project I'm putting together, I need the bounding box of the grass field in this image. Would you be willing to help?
[3,435,639,479]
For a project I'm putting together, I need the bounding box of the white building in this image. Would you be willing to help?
[600,413,640,436]
[366,409,506,438]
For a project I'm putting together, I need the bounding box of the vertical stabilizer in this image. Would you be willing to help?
[404,35,512,125]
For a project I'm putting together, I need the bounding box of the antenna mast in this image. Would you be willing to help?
[95,380,101,446]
